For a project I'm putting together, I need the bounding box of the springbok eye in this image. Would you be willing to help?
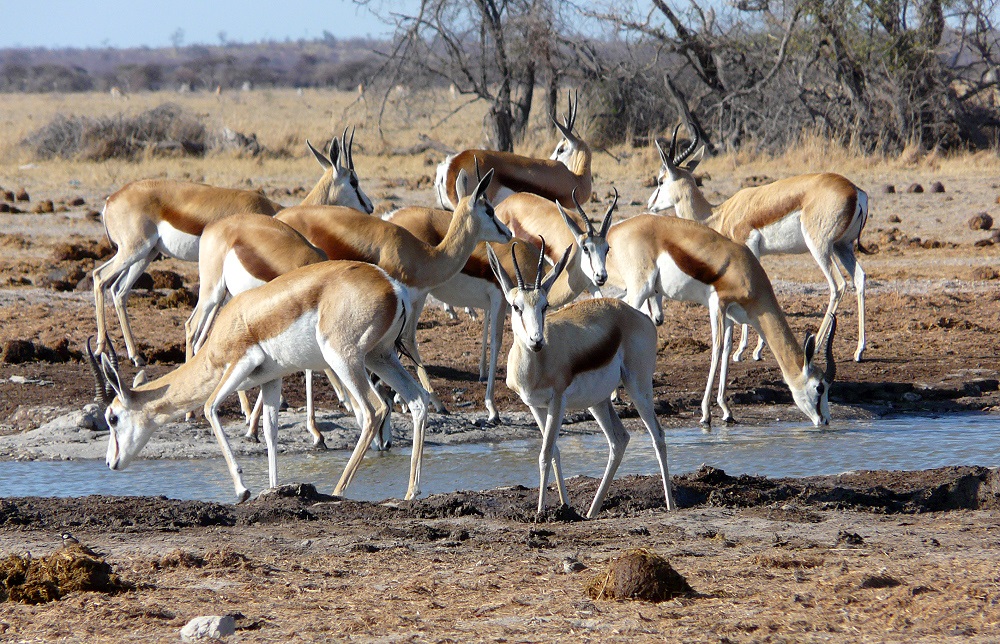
[107,413,118,427]
[582,246,589,254]
[513,305,521,314]
[816,383,825,396]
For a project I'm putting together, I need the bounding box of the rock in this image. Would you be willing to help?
[930,181,945,193]
[32,200,54,214]
[180,615,236,641]
[15,188,29,202]
[2,189,14,201]
[888,214,901,223]
[69,197,86,206]
[974,239,994,248]
[968,212,993,230]
[906,183,924,193]
[882,184,896,194]
[0,203,9,213]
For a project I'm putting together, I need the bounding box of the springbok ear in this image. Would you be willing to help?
[802,333,817,368]
[541,245,573,293]
[306,140,332,170]
[486,244,515,295]
[556,201,585,238]
[455,169,470,201]
[471,168,494,204]
[132,370,148,387]
[684,145,705,171]
[654,138,672,170]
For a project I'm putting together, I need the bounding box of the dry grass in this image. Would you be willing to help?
[2,87,1000,202]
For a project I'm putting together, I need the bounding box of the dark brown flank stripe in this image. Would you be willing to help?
[835,190,859,240]
[660,238,722,286]
[233,240,281,283]
[569,326,622,377]
[448,151,574,203]
[161,205,206,236]
[305,225,370,263]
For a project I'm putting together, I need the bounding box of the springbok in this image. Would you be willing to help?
[573,213,836,427]
[435,93,592,210]
[93,130,373,365]
[276,169,512,414]
[648,124,868,362]
[89,260,430,503]
[487,240,675,518]
[186,213,372,449]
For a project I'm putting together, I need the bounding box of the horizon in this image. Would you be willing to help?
[0,0,398,50]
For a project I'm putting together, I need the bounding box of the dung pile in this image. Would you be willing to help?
[586,548,692,602]
[0,544,131,604]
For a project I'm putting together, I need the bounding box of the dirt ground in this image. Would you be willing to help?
[0,163,999,641]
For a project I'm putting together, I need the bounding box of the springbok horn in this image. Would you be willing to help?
[535,236,547,290]
[824,314,838,383]
[510,242,527,291]
[347,126,356,170]
[570,188,595,236]
[675,121,699,165]
[568,90,578,131]
[474,154,482,182]
[668,123,681,165]
[601,188,618,237]
[86,337,114,406]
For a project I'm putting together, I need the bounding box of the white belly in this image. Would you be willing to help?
[655,254,712,305]
[431,274,496,310]
[756,211,809,255]
[223,250,267,296]
[255,311,328,376]
[156,222,201,261]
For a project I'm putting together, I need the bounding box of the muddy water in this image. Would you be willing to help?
[2,414,998,504]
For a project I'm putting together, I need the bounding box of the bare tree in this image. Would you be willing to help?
[359,0,565,151]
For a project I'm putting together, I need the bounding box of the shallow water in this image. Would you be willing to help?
[2,414,998,504]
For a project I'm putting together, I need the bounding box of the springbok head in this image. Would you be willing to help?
[647,122,705,213]
[306,126,375,214]
[556,187,616,287]
[487,239,571,353]
[791,315,837,426]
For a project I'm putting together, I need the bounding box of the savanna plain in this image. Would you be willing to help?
[0,88,999,641]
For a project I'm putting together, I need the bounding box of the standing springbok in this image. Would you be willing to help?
[276,170,512,414]
[647,124,868,362]
[487,240,676,518]
[89,260,430,503]
[435,93,592,209]
[574,214,836,427]
[93,129,373,365]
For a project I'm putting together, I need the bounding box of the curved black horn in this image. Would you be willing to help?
[535,237,547,290]
[510,242,527,290]
[86,336,114,406]
[473,154,482,182]
[601,188,618,237]
[675,121,700,165]
[571,188,594,235]
[824,314,838,383]
[347,126,356,170]
[668,123,681,165]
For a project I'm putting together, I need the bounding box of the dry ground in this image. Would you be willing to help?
[0,89,999,641]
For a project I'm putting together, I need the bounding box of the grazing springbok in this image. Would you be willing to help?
[93,130,373,365]
[89,260,430,503]
[648,124,868,362]
[186,213,375,449]
[276,170,512,414]
[384,207,543,423]
[435,93,592,209]
[573,213,836,427]
[487,240,675,518]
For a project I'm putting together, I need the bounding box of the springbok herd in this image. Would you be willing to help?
[87,96,868,518]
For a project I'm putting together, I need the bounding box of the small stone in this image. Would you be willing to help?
[929,181,945,193]
[15,188,29,202]
[974,239,994,247]
[0,203,9,213]
[968,212,993,231]
[905,183,923,193]
[882,184,896,194]
[69,196,86,206]
[972,266,1000,280]
[2,190,14,201]
[888,214,901,223]
[180,615,236,642]
[32,200,54,214]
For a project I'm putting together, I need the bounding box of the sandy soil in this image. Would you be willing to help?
[0,165,999,641]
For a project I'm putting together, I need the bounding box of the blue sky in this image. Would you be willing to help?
[0,0,398,49]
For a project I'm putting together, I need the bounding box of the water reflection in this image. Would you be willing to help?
[1,414,997,503]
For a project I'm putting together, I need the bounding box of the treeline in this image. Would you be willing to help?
[0,37,382,93]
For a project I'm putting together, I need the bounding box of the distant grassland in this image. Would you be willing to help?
[1,87,999,202]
